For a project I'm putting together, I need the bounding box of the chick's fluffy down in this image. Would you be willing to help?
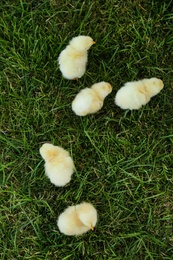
[39,143,74,187]
[57,202,97,236]
[72,88,103,116]
[58,47,87,79]
[115,77,164,110]
[72,82,112,116]
[58,35,95,80]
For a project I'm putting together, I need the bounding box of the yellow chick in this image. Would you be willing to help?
[39,143,75,187]
[115,77,164,110]
[57,202,98,236]
[58,35,95,80]
[72,81,112,116]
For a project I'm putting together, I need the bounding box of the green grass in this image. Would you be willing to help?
[0,0,173,259]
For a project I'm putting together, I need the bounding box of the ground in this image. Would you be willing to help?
[0,0,173,259]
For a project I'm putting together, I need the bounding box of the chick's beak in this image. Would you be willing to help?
[92,41,96,45]
[91,225,94,231]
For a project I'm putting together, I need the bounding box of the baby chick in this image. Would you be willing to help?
[58,35,95,80]
[72,81,112,116]
[39,143,74,187]
[115,77,164,110]
[57,202,98,236]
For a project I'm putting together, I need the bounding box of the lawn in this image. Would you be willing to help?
[0,0,173,259]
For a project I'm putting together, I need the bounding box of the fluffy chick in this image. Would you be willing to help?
[57,202,98,236]
[58,35,95,80]
[115,77,164,110]
[39,143,74,187]
[72,81,112,116]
